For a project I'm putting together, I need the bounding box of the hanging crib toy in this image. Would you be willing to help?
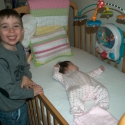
[74,0,125,27]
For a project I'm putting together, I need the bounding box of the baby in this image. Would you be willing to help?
[53,61,109,116]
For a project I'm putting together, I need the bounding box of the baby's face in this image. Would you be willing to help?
[67,62,79,71]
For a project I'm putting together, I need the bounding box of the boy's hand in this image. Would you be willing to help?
[100,66,105,71]
[24,82,36,90]
[33,85,44,96]
[21,76,35,89]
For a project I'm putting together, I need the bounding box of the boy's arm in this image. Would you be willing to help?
[53,66,63,83]
[0,62,34,99]
[87,66,104,77]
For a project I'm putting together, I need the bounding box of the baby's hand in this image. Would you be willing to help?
[100,66,105,71]
[54,63,60,67]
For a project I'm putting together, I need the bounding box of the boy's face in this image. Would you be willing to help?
[0,16,24,50]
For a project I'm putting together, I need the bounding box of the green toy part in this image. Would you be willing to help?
[101,11,113,15]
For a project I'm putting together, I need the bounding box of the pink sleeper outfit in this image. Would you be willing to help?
[53,67,109,116]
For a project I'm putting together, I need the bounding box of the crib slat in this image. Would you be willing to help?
[29,99,35,125]
[68,14,70,45]
[31,99,36,125]
[85,24,87,51]
[122,48,125,73]
[35,97,42,125]
[32,98,38,125]
[114,62,118,68]
[90,32,92,54]
[27,101,31,123]
[89,26,93,54]
[41,101,47,125]
[107,59,111,64]
[80,22,82,49]
[28,100,33,125]
[95,51,98,58]
[70,1,78,48]
[54,119,58,125]
[46,110,51,125]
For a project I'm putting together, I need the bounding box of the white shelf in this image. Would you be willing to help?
[0,0,5,10]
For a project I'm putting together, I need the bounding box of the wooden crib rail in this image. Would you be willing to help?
[14,5,30,14]
[70,1,79,47]
[27,94,69,125]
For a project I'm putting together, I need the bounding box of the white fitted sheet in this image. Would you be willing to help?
[29,47,125,125]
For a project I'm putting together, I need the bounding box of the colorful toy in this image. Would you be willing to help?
[117,15,125,20]
[74,0,125,26]
[118,114,125,125]
[74,15,87,22]
[86,20,102,27]
[96,24,124,63]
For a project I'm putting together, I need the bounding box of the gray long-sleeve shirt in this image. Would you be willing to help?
[0,42,34,112]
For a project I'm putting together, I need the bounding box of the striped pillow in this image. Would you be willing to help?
[30,28,72,66]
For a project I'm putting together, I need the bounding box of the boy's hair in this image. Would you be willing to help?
[58,61,70,74]
[0,9,23,28]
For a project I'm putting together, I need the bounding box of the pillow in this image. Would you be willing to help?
[30,28,73,66]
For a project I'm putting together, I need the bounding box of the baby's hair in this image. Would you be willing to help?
[0,9,23,28]
[58,61,70,74]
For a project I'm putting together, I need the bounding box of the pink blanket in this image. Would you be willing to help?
[28,0,70,10]
[74,106,118,125]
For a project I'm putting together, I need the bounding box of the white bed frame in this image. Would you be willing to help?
[14,1,125,125]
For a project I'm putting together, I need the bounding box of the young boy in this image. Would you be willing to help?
[0,9,43,125]
[53,61,109,116]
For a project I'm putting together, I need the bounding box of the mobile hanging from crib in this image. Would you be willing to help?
[74,0,125,27]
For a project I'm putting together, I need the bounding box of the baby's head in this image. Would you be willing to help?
[58,61,78,74]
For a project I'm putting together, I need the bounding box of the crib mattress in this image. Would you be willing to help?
[29,47,125,125]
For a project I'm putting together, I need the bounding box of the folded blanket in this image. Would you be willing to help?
[35,16,68,35]
[74,106,118,125]
[28,0,70,10]
[30,9,69,35]
[27,0,70,35]
[30,8,69,17]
